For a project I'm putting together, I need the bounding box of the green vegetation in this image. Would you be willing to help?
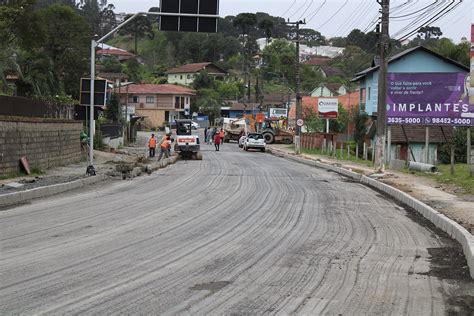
[411,164,474,195]
[301,147,374,167]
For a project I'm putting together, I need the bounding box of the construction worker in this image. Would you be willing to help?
[148,134,157,158]
[219,128,225,145]
[157,134,171,161]
[213,132,221,151]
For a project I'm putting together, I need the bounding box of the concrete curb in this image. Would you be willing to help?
[0,174,107,208]
[267,148,474,279]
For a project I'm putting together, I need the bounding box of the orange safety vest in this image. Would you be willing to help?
[149,137,156,148]
[219,130,225,138]
[160,137,170,149]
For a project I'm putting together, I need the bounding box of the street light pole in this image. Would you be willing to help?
[89,39,96,168]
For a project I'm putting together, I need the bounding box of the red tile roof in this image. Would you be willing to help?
[166,62,227,74]
[302,56,331,66]
[121,84,196,95]
[96,49,134,57]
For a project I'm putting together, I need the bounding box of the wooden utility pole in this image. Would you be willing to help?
[374,0,390,173]
[287,19,306,154]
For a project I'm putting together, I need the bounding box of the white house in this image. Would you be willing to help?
[310,83,347,97]
[165,62,228,86]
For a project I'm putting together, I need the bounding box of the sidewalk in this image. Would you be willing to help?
[269,144,474,234]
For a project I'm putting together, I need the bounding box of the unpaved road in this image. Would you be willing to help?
[1,143,473,315]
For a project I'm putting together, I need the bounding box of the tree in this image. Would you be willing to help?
[330,45,373,81]
[417,26,443,40]
[262,39,295,85]
[36,4,91,98]
[233,13,257,35]
[258,19,274,42]
[196,89,221,123]
[329,104,349,133]
[105,93,120,122]
[124,58,141,83]
[119,14,154,54]
[303,107,323,133]
[193,71,214,90]
[352,108,369,154]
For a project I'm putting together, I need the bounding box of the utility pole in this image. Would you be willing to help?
[287,19,306,154]
[374,0,390,173]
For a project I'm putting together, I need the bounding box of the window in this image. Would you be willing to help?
[128,96,139,103]
[146,96,155,104]
[180,97,185,109]
[367,87,371,101]
[175,96,180,109]
[180,75,183,80]
[187,74,191,79]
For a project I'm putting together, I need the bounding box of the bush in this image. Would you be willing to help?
[438,127,469,164]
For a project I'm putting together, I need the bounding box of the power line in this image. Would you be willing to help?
[281,0,298,17]
[298,0,314,21]
[396,1,462,42]
[335,0,375,36]
[315,0,349,30]
[391,2,438,19]
[305,0,327,24]
[289,0,310,19]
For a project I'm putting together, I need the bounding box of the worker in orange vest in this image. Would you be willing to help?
[148,134,157,158]
[219,128,225,145]
[157,134,171,161]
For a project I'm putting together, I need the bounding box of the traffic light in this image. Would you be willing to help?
[159,0,219,33]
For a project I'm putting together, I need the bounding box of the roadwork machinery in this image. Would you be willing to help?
[174,119,202,160]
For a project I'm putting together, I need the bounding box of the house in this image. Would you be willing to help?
[118,84,196,129]
[166,62,228,86]
[311,83,347,97]
[366,124,453,165]
[302,55,331,67]
[96,44,135,62]
[352,46,469,115]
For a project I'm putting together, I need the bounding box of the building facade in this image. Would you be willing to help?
[118,84,196,129]
[166,62,228,86]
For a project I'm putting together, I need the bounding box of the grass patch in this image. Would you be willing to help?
[301,147,374,167]
[427,164,473,195]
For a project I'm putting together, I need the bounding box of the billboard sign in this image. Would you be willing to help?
[318,98,338,119]
[269,108,288,118]
[470,24,474,105]
[80,78,107,106]
[160,0,219,33]
[387,73,473,126]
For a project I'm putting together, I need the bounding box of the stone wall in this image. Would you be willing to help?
[0,118,83,176]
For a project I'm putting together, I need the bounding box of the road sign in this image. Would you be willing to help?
[160,0,219,33]
[296,119,304,127]
[318,98,338,119]
[80,78,107,106]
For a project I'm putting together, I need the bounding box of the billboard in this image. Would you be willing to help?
[318,98,338,119]
[80,78,107,106]
[269,108,288,118]
[471,24,474,105]
[386,73,473,126]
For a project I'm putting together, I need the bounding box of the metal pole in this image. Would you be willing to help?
[326,119,329,134]
[374,0,390,172]
[387,125,391,167]
[450,146,455,175]
[467,127,472,176]
[89,40,96,167]
[425,126,430,164]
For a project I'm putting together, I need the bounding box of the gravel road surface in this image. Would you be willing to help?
[1,143,472,315]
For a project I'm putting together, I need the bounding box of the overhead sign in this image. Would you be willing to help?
[80,78,107,106]
[160,0,219,33]
[386,73,473,126]
[318,98,339,119]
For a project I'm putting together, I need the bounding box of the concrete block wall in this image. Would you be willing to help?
[0,119,83,176]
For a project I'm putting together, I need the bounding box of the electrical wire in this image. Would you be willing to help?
[391,2,438,19]
[298,0,315,21]
[305,0,327,24]
[335,0,376,36]
[281,0,298,17]
[315,0,349,29]
[396,0,461,41]
[289,0,310,19]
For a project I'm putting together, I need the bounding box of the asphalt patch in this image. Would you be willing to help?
[190,281,231,292]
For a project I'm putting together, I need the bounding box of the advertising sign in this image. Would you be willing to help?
[387,73,473,126]
[470,24,474,105]
[318,98,338,119]
[269,108,288,118]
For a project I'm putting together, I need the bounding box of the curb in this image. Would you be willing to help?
[0,174,108,208]
[267,148,474,279]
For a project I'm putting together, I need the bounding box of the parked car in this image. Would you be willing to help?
[243,133,266,152]
[191,121,200,129]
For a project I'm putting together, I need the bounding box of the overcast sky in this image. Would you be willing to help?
[110,0,472,43]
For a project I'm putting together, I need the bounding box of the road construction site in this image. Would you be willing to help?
[1,138,473,314]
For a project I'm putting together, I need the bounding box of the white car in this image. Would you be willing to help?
[191,121,200,129]
[243,133,266,152]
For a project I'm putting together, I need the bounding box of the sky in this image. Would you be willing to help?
[110,0,473,43]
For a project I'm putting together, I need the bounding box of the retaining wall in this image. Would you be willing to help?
[0,117,83,176]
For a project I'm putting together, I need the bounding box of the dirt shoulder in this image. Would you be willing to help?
[269,144,474,234]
